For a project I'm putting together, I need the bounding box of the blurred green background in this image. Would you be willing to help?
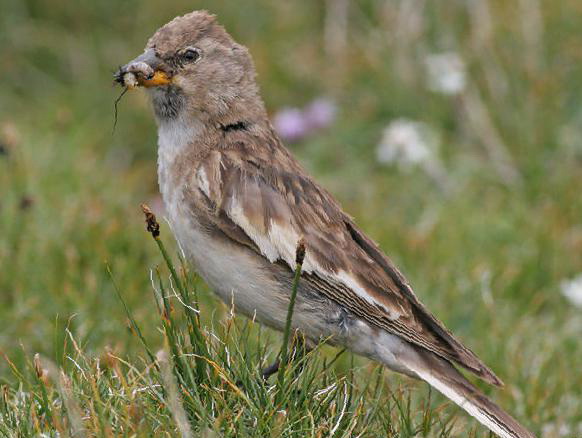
[1,0,582,435]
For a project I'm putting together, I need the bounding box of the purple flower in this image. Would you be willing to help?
[304,98,336,130]
[273,108,309,142]
[272,97,337,143]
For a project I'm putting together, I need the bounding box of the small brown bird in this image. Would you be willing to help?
[115,11,535,438]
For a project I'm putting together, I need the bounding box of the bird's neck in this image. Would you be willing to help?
[155,96,270,206]
[155,87,268,150]
[207,86,269,131]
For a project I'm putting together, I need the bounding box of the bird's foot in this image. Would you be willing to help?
[260,359,281,380]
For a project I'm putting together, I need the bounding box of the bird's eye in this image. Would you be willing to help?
[181,47,201,63]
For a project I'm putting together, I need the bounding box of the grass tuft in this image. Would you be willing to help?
[0,214,452,437]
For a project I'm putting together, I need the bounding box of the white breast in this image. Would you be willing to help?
[156,114,209,272]
[156,115,203,207]
[156,114,208,281]
[155,116,289,327]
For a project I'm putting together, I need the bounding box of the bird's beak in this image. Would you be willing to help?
[114,48,172,88]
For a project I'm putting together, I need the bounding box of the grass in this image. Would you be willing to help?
[1,0,582,436]
[0,210,456,437]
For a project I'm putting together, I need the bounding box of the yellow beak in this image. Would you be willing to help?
[140,71,171,88]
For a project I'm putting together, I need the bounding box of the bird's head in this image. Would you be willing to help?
[115,11,263,123]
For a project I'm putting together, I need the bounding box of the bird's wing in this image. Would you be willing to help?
[188,143,501,386]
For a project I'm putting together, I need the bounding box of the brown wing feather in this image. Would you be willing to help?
[189,132,501,386]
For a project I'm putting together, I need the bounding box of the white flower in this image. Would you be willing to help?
[558,113,582,157]
[376,119,438,169]
[561,274,582,308]
[541,422,572,437]
[424,52,467,95]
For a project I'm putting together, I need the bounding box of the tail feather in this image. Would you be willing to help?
[406,352,536,438]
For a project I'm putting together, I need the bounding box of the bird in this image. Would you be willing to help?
[114,11,535,438]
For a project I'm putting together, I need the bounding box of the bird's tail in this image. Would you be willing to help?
[395,349,536,438]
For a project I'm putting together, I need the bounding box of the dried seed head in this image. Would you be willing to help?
[33,353,43,378]
[295,238,306,265]
[33,353,50,386]
[102,347,119,370]
[161,303,174,323]
[141,203,160,238]
[19,195,34,211]
[129,402,143,424]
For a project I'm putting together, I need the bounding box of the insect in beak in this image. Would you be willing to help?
[114,48,172,88]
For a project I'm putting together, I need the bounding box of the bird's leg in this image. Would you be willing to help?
[260,358,280,380]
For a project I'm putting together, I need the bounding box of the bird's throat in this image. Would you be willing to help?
[156,116,204,206]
